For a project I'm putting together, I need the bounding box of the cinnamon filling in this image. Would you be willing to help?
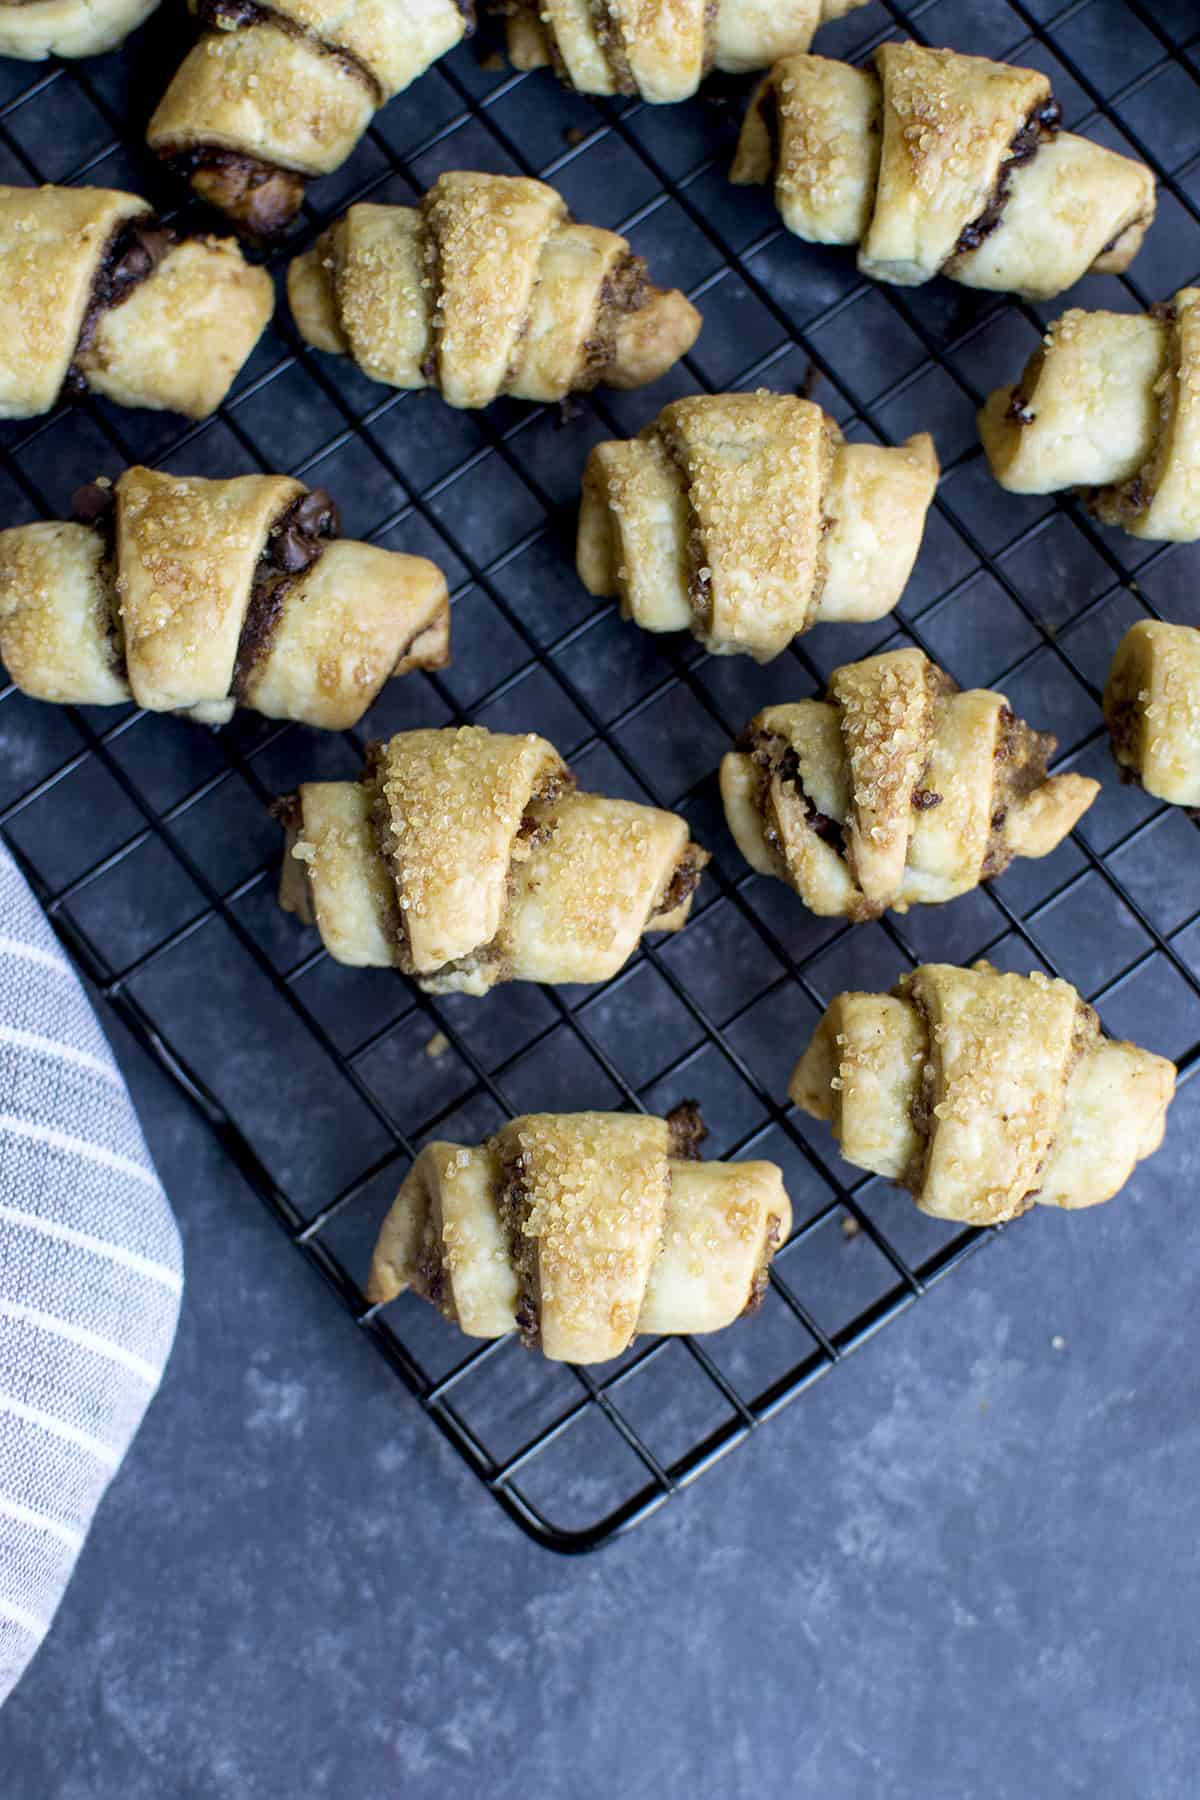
[580,252,651,386]
[229,488,339,699]
[587,0,635,95]
[980,705,1055,879]
[65,215,176,395]
[497,1155,541,1348]
[950,98,1062,260]
[743,1213,781,1314]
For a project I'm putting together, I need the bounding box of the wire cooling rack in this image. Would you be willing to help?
[0,0,1196,1551]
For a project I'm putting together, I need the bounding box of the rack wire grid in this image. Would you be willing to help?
[0,0,1195,1552]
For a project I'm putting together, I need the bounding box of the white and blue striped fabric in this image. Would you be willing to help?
[0,841,182,1706]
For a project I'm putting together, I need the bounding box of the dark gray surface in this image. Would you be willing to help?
[0,1011,1196,1800]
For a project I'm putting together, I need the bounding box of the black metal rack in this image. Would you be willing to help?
[0,0,1195,1550]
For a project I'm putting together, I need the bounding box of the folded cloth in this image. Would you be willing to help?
[0,841,182,1706]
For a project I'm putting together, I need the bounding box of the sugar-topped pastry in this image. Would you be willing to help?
[791,961,1175,1225]
[276,725,709,995]
[980,290,1200,542]
[0,0,157,58]
[1104,621,1200,806]
[366,1104,791,1363]
[732,43,1155,300]
[0,468,449,730]
[502,0,868,104]
[148,0,468,239]
[0,183,272,420]
[578,392,938,661]
[287,173,701,408]
[721,649,1099,916]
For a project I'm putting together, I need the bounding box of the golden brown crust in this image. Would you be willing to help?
[577,391,937,661]
[720,648,1099,915]
[0,0,157,58]
[733,45,1155,299]
[982,290,1200,543]
[280,725,708,994]
[790,961,1175,1224]
[1103,621,1200,806]
[287,173,701,407]
[365,1111,792,1363]
[0,467,449,730]
[148,0,466,235]
[500,0,869,100]
[0,183,271,422]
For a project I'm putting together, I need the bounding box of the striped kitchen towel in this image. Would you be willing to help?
[0,840,182,1707]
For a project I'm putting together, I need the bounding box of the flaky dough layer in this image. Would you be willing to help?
[791,962,1175,1225]
[287,173,702,407]
[366,1109,791,1363]
[0,467,450,731]
[731,44,1155,300]
[278,725,708,994]
[0,183,272,421]
[980,289,1200,543]
[578,391,938,660]
[722,648,1099,915]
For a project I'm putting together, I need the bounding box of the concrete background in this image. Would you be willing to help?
[1,1012,1195,1800]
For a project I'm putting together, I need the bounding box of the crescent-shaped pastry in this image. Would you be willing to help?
[1104,620,1200,806]
[147,0,467,239]
[980,290,1200,542]
[501,0,867,104]
[721,649,1099,917]
[791,961,1175,1225]
[366,1104,791,1362]
[577,392,938,661]
[276,724,709,995]
[0,184,273,421]
[731,44,1155,300]
[0,468,450,730]
[0,0,157,57]
[287,173,702,408]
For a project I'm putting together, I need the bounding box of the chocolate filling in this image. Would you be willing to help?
[64,215,177,396]
[772,745,845,853]
[268,790,303,833]
[951,99,1062,260]
[229,488,339,700]
[70,479,126,680]
[651,848,705,922]
[911,788,942,811]
[666,1099,707,1161]
[161,143,307,241]
[193,0,384,98]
